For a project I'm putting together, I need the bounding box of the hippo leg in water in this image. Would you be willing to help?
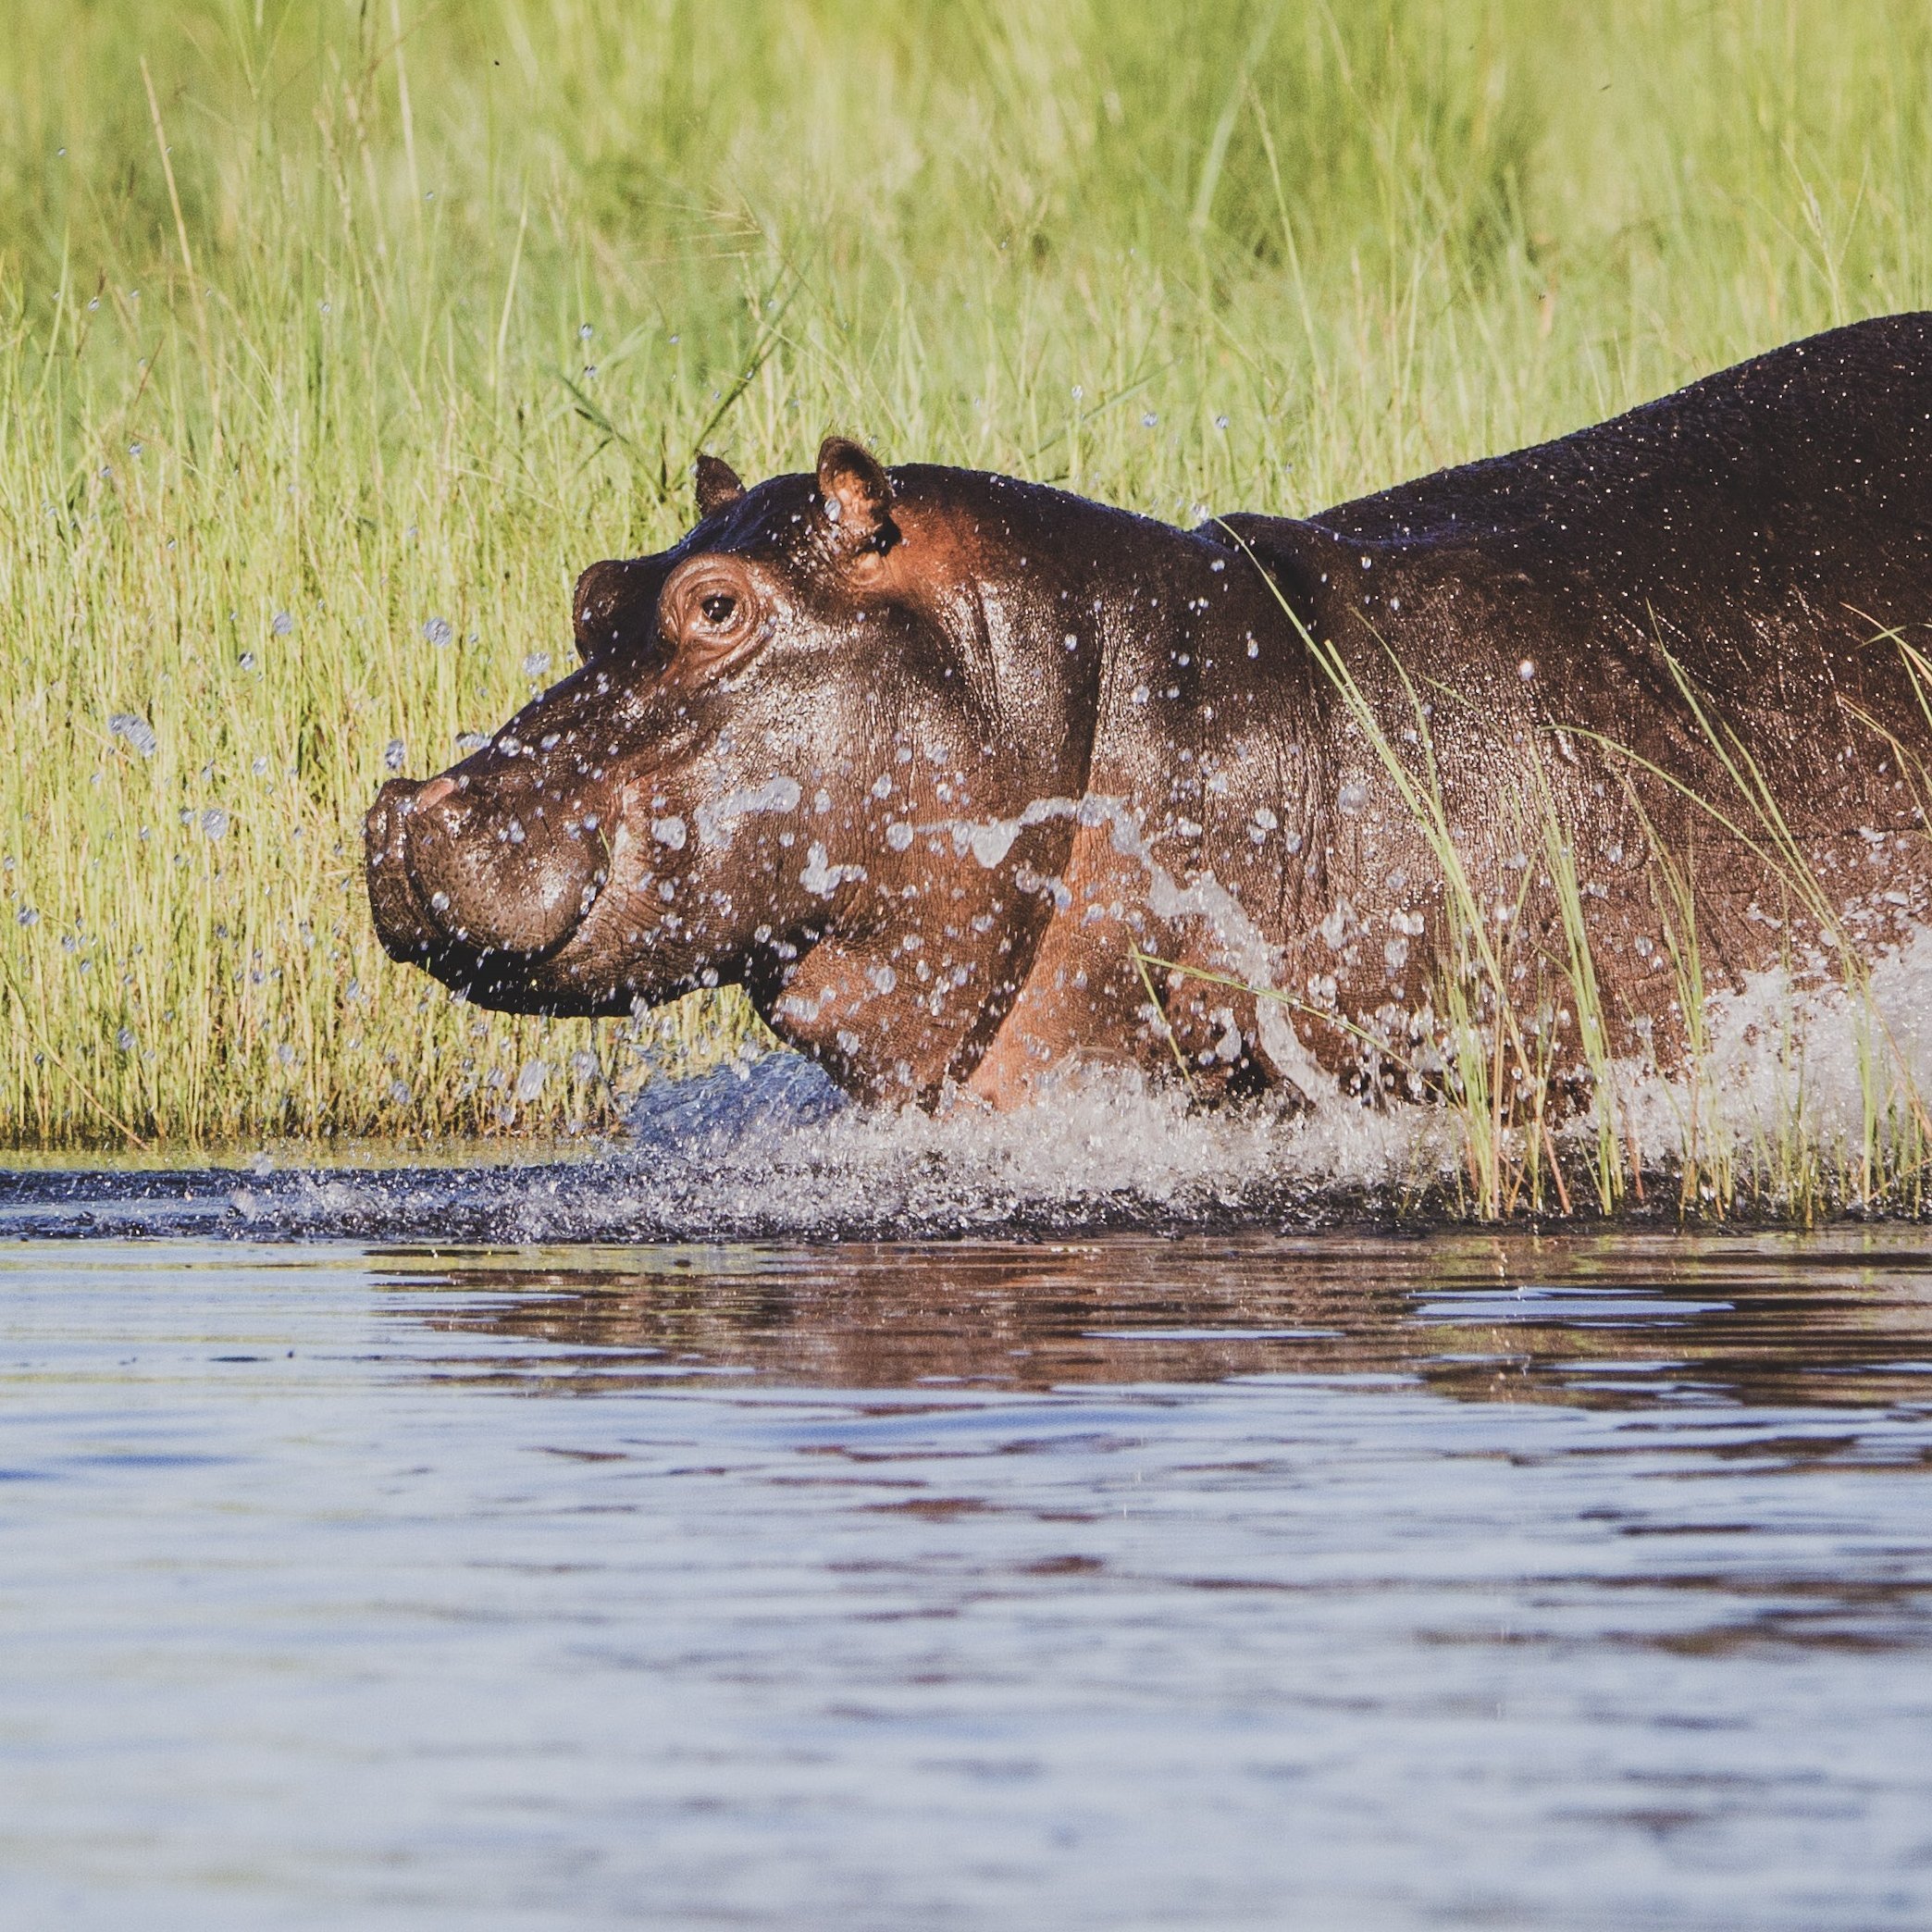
[367,314,1932,1109]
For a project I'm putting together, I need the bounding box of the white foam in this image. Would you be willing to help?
[606,922,1932,1232]
[1597,923,1932,1192]
[618,1049,1449,1235]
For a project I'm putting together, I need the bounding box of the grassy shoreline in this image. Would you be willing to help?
[4,0,1931,1173]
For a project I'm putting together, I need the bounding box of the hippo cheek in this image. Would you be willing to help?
[588,806,759,998]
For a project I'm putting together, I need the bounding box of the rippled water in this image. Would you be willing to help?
[4,1198,1931,1928]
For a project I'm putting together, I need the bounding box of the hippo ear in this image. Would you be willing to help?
[694,452,745,520]
[817,436,896,547]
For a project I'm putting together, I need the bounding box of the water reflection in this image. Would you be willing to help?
[4,1229,1932,1926]
[384,1231,1932,1415]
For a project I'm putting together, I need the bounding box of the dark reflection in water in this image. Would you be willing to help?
[390,1231,1932,1417]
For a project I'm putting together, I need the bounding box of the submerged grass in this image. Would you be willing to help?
[4,0,1932,1166]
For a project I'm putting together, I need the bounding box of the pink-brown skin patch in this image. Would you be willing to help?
[368,317,1932,1110]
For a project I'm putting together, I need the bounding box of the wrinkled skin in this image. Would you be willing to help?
[367,315,1932,1108]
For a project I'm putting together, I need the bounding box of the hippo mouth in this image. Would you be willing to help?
[365,775,619,1015]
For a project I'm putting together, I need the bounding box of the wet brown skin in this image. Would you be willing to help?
[366,315,1932,1109]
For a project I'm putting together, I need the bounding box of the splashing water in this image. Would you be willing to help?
[107,712,157,757]
[1604,924,1932,1186]
[581,918,1932,1235]
[10,929,1932,1245]
[614,1052,1442,1234]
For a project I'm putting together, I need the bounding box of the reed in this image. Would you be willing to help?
[1148,613,1932,1223]
[3,0,1932,1148]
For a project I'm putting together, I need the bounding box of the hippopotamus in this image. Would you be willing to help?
[365,313,1932,1109]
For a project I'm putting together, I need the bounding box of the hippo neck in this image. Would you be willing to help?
[889,467,1327,811]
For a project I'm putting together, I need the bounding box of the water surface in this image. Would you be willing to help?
[3,1218,1931,1928]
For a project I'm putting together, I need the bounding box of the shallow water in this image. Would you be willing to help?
[4,1200,1931,1928]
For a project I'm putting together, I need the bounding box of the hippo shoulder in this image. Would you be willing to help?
[1200,514,1356,626]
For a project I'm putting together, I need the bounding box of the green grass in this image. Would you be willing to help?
[3,0,1932,1153]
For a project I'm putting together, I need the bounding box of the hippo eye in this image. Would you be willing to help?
[662,559,763,673]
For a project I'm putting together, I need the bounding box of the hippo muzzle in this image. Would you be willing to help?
[365,770,613,1010]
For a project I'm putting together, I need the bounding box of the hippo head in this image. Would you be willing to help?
[365,439,1104,1103]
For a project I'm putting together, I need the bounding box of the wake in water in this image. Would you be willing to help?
[1605,923,1932,1200]
[6,925,1932,1242]
[0,1053,1430,1243]
[581,919,1932,1233]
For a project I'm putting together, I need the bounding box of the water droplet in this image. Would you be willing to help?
[17,906,38,927]
[201,807,229,841]
[522,650,551,679]
[384,738,406,773]
[422,616,453,648]
[271,610,293,636]
[108,712,157,758]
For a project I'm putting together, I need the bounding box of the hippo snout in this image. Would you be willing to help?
[365,772,605,967]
